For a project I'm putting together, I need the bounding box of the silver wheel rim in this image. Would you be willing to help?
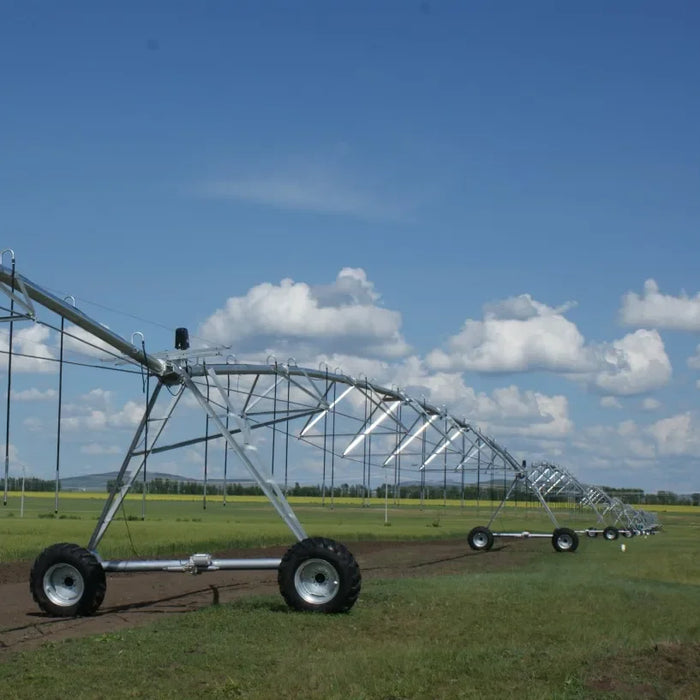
[604,530,616,540]
[43,563,85,607]
[557,534,574,550]
[473,532,489,548]
[294,558,340,605]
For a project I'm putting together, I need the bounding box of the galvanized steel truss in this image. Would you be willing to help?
[485,460,660,538]
[0,258,660,613]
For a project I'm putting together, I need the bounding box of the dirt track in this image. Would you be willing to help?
[0,539,532,656]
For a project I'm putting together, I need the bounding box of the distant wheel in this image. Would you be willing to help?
[586,529,598,538]
[30,543,106,617]
[603,526,619,541]
[622,530,633,538]
[278,537,361,613]
[467,526,494,551]
[552,528,578,552]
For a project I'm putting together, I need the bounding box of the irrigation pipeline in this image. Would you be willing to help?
[0,258,658,534]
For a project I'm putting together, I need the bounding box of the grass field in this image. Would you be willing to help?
[1,495,698,698]
[0,493,691,579]
[0,491,675,561]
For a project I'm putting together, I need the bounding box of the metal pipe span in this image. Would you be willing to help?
[0,264,168,376]
[101,557,282,572]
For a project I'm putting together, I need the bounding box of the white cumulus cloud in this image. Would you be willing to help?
[385,357,573,440]
[61,399,144,432]
[63,324,123,361]
[0,325,56,373]
[426,293,671,396]
[578,411,700,464]
[589,330,671,396]
[620,279,700,331]
[198,268,410,360]
[577,420,656,461]
[427,294,591,373]
[647,412,700,456]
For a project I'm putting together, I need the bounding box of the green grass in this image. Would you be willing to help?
[0,503,698,699]
[0,493,604,560]
[0,517,698,699]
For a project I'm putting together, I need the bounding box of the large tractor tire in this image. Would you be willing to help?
[467,526,495,551]
[552,528,579,553]
[278,537,361,613]
[30,543,106,617]
[603,526,619,541]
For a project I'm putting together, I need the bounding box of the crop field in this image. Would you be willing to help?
[0,495,698,698]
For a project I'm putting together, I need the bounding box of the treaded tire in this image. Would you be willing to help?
[467,526,494,551]
[603,526,619,541]
[278,537,361,613]
[552,528,578,553]
[30,543,106,617]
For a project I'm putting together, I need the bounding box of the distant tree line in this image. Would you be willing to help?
[4,475,698,506]
[107,478,267,496]
[4,476,697,506]
[108,478,366,499]
[104,477,699,506]
[4,476,58,492]
[641,490,699,506]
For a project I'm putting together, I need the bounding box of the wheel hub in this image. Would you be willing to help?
[473,533,488,548]
[43,563,85,608]
[294,558,340,605]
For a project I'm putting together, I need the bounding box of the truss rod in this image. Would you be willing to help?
[191,367,307,541]
[0,265,167,376]
[88,381,175,550]
[132,407,321,457]
[300,383,355,437]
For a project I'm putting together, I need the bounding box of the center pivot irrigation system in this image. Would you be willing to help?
[466,460,660,554]
[0,253,660,617]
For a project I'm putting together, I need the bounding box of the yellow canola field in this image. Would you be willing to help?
[4,491,696,512]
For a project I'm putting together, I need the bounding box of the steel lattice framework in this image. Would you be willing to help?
[0,255,660,616]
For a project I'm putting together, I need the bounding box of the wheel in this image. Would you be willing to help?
[467,526,494,551]
[278,537,361,613]
[603,526,619,541]
[622,530,633,538]
[552,528,578,552]
[586,529,598,538]
[30,543,106,617]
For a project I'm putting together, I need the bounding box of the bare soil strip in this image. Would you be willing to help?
[0,539,530,656]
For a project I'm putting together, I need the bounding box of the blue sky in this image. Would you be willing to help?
[1,1,699,493]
